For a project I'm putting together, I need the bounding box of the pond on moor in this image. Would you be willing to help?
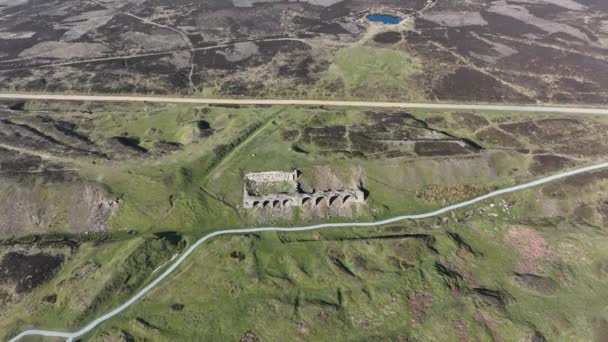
[367,14,401,25]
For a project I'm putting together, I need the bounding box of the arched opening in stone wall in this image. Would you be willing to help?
[283,199,291,206]
[329,196,340,206]
[343,195,352,204]
[273,200,280,208]
[253,201,260,208]
[315,197,326,206]
[302,197,312,205]
[263,200,270,207]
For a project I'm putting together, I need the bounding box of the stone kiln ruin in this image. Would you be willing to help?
[243,170,365,209]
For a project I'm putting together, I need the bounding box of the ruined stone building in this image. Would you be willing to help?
[243,170,365,209]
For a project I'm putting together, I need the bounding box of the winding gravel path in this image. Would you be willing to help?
[8,161,608,342]
[1,93,608,114]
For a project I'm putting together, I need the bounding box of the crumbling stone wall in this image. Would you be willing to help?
[244,170,298,183]
[243,170,365,209]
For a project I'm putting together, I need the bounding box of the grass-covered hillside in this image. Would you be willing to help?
[1,101,608,341]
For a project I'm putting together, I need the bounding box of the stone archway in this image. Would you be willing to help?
[329,195,340,206]
[315,197,326,206]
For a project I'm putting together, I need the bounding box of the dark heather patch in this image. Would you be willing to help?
[504,118,608,157]
[197,120,211,130]
[425,116,446,125]
[414,141,478,156]
[0,119,100,157]
[0,252,64,293]
[435,262,464,289]
[208,104,240,109]
[108,136,148,154]
[469,288,512,308]
[475,127,523,148]
[120,331,136,342]
[213,144,231,158]
[433,67,532,102]
[230,250,246,261]
[277,53,313,80]
[563,170,608,188]
[0,154,42,172]
[513,273,558,294]
[447,232,480,256]
[282,129,300,141]
[199,127,215,138]
[592,318,608,342]
[529,154,574,175]
[240,331,261,342]
[42,293,57,303]
[373,31,402,44]
[171,303,184,311]
[301,126,347,149]
[155,140,182,153]
[310,22,351,35]
[8,101,26,111]
[135,317,161,333]
[499,119,580,141]
[349,131,388,154]
[530,331,547,342]
[291,144,309,154]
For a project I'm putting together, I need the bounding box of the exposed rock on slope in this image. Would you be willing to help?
[0,173,118,238]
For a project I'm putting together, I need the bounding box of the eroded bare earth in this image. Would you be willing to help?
[0,104,126,238]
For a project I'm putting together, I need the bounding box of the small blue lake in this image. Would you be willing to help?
[367,14,401,25]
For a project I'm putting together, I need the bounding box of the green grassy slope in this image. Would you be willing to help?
[2,104,608,341]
